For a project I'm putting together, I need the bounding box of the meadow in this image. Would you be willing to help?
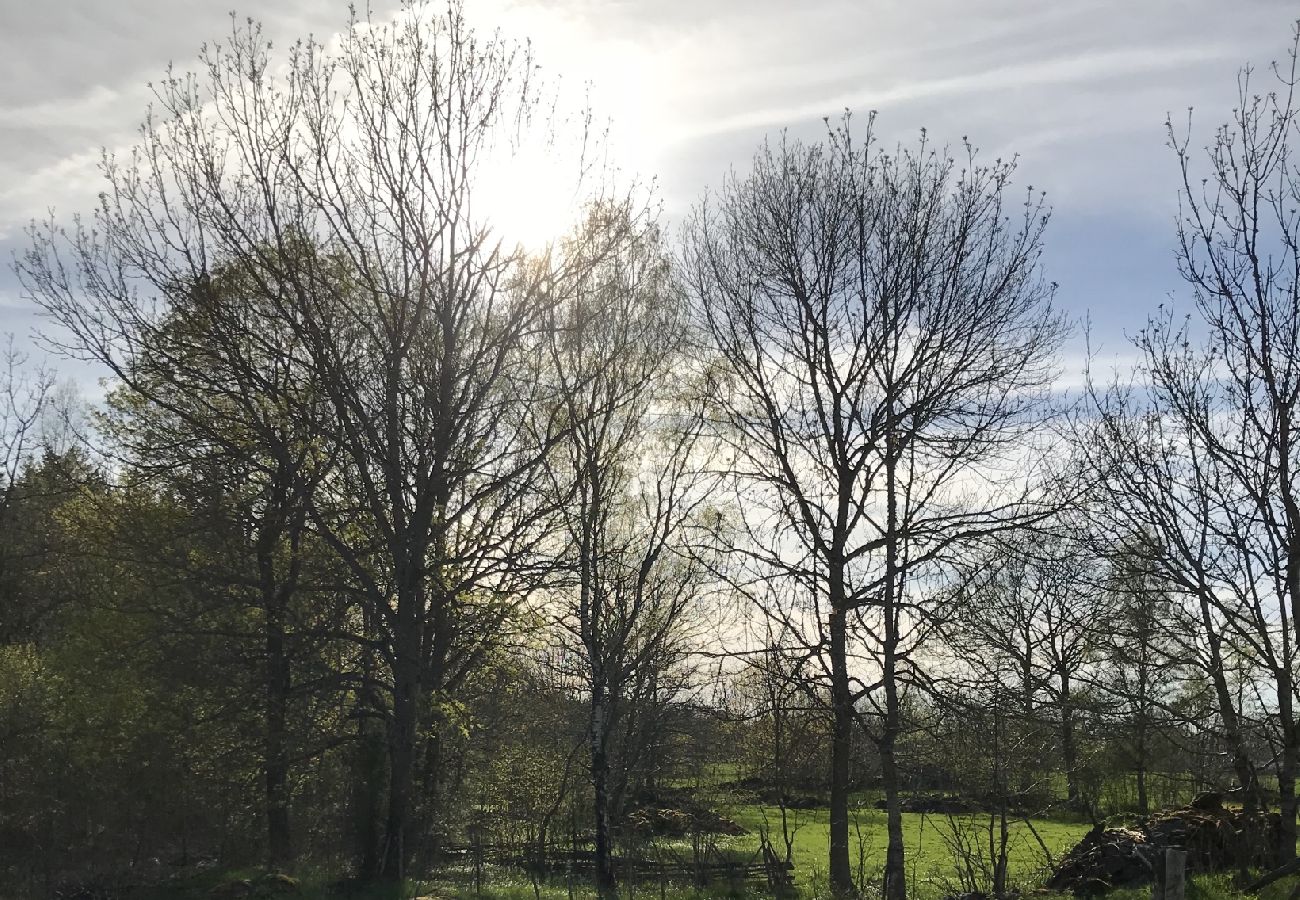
[723,802,1089,897]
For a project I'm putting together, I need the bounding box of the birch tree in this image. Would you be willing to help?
[545,206,710,895]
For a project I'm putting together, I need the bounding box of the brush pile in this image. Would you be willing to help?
[624,788,748,837]
[1046,794,1278,894]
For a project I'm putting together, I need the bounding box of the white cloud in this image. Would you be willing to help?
[2,0,1297,351]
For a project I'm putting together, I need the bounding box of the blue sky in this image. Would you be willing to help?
[1,0,1296,388]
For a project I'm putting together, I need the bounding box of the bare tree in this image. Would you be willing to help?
[1086,409,1272,816]
[684,115,1065,899]
[544,205,712,895]
[0,336,51,504]
[0,335,54,644]
[1086,24,1300,867]
[1095,547,1187,816]
[948,529,1104,815]
[741,629,819,870]
[19,3,640,880]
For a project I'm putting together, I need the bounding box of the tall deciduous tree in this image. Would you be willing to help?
[684,115,1065,898]
[89,258,333,868]
[545,205,711,896]
[19,2,639,879]
[1097,547,1186,816]
[1087,26,1300,866]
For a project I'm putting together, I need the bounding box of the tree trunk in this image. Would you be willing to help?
[264,595,292,868]
[383,631,422,881]
[878,683,905,900]
[591,688,617,898]
[355,722,388,880]
[257,529,293,869]
[1282,538,1300,866]
[1276,674,1298,867]
[880,436,905,900]
[1018,650,1034,798]
[409,723,445,872]
[1059,673,1079,812]
[772,679,794,864]
[992,710,1009,898]
[828,605,855,898]
[354,627,387,881]
[1135,758,1148,816]
[415,582,452,871]
[1198,592,1262,811]
[1135,653,1151,816]
[1134,719,1149,816]
[994,804,1009,897]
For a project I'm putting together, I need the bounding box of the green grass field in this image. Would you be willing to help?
[721,802,1089,898]
[154,851,1300,900]
[125,780,1292,900]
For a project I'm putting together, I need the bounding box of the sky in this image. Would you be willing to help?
[1,0,1297,389]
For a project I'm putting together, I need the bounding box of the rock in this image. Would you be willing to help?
[942,891,1021,900]
[903,796,977,814]
[208,873,298,899]
[53,880,127,900]
[625,803,747,837]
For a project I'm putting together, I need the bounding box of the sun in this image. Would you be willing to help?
[461,4,661,254]
[473,127,590,253]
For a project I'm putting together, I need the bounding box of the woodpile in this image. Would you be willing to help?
[1046,796,1278,894]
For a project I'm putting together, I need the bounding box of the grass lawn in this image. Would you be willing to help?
[118,787,1297,900]
[721,801,1089,898]
[172,867,1300,900]
[138,846,1300,900]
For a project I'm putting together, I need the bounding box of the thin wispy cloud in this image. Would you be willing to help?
[679,43,1238,144]
[1,0,1296,365]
